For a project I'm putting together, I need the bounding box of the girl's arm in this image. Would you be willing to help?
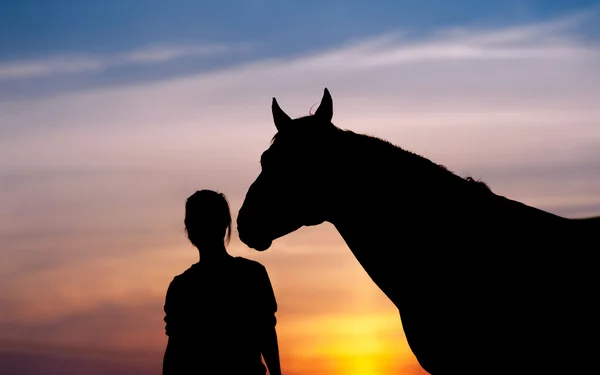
[261,325,282,375]
[258,266,282,375]
[162,277,180,375]
[162,338,178,375]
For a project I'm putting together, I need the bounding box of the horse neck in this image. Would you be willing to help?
[326,130,469,234]
[324,135,450,300]
[569,216,600,243]
[324,130,573,259]
[329,197,407,303]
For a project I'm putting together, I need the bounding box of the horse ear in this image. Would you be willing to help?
[314,88,333,123]
[272,98,292,131]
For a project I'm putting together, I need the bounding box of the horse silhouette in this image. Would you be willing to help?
[236,88,599,374]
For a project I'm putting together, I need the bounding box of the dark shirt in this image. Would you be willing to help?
[164,256,277,375]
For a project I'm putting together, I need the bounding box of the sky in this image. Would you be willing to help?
[1,1,600,374]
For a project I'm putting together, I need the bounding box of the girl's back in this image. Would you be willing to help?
[164,256,277,374]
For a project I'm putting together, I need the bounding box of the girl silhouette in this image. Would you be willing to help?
[162,190,281,375]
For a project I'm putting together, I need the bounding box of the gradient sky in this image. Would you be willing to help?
[2,1,600,374]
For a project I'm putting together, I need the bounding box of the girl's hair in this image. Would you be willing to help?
[184,190,232,246]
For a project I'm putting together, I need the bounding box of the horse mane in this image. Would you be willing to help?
[271,120,493,194]
[339,127,493,194]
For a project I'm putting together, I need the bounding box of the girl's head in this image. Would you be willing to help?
[184,190,232,248]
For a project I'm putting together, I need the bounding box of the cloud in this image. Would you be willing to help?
[280,11,597,72]
[2,9,598,201]
[0,42,253,81]
[2,7,599,313]
[1,10,598,262]
[0,340,157,375]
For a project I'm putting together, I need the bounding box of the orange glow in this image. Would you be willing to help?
[280,314,413,375]
[1,233,426,374]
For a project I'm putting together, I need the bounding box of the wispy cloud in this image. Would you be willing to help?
[259,10,599,73]
[0,43,253,81]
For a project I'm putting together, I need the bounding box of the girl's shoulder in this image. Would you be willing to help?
[233,256,266,272]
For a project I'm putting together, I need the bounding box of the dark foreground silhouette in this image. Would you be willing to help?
[163,190,281,375]
[237,89,599,374]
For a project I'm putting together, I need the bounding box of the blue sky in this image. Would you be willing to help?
[3,0,599,58]
[1,0,599,100]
